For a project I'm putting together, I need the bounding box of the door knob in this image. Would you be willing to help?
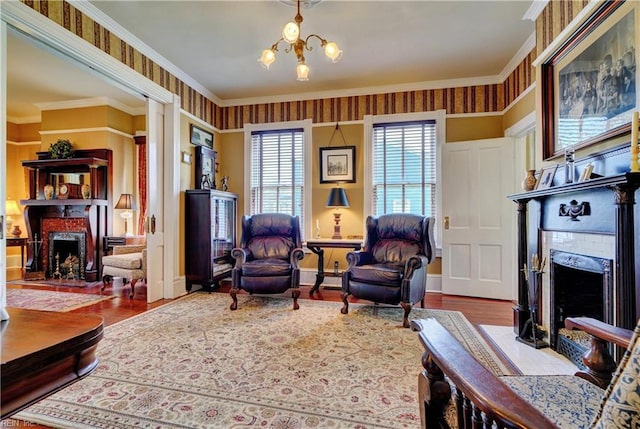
[444,216,450,230]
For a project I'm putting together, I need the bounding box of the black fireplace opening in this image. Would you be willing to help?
[48,232,86,280]
[549,249,613,349]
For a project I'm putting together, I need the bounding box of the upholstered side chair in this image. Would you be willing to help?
[230,213,305,311]
[102,244,146,299]
[341,214,436,328]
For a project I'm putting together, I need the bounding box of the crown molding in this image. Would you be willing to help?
[35,96,146,116]
[498,32,536,83]
[40,126,134,139]
[6,115,41,124]
[71,0,222,106]
[8,0,541,113]
[7,140,40,146]
[2,0,173,104]
[222,74,504,107]
[523,0,549,22]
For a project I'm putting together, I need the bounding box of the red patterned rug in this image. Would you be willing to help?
[6,288,114,312]
[15,293,510,428]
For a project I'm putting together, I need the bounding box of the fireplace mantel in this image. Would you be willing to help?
[20,149,113,281]
[508,144,639,334]
[509,172,640,201]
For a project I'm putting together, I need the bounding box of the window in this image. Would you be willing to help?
[364,111,444,246]
[372,120,436,216]
[244,120,312,238]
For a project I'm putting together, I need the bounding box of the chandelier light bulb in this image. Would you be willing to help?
[324,42,343,63]
[296,62,310,81]
[258,49,276,69]
[282,21,300,44]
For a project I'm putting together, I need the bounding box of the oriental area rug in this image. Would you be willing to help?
[16,293,511,429]
[5,288,114,312]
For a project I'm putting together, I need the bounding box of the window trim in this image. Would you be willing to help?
[363,110,445,249]
[244,119,313,238]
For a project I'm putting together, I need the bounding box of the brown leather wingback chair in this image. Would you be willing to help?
[341,214,436,327]
[230,213,305,311]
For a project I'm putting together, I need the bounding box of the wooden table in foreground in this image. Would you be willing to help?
[1,308,104,419]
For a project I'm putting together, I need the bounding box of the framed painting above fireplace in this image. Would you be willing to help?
[541,1,637,160]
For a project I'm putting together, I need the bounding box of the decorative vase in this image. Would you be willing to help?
[81,184,91,199]
[521,169,537,191]
[44,184,54,200]
[11,224,22,238]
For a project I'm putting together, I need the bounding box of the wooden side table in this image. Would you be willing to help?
[7,237,27,272]
[305,238,363,295]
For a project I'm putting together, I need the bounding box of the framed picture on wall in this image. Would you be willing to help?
[319,146,356,183]
[190,124,214,149]
[541,1,637,160]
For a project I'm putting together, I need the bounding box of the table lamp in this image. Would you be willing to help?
[5,200,22,237]
[326,187,349,239]
[115,193,136,237]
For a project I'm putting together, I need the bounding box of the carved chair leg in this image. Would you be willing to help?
[292,289,300,310]
[229,288,239,310]
[101,275,112,291]
[129,279,139,299]
[340,292,350,314]
[400,301,412,328]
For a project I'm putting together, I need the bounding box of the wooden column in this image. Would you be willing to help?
[613,182,638,330]
[513,198,531,335]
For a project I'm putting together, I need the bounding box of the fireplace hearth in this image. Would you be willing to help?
[549,249,613,348]
[48,232,86,280]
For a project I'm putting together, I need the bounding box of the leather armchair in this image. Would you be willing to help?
[230,213,305,311]
[341,214,436,327]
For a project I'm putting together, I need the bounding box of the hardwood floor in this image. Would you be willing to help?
[4,279,515,428]
[6,280,515,327]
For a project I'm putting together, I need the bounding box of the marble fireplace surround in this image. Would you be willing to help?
[509,144,640,340]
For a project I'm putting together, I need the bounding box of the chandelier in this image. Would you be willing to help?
[258,0,342,81]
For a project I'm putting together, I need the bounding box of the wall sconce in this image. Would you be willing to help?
[325,187,349,239]
[115,193,136,237]
[5,200,22,237]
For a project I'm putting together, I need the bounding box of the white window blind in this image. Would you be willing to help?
[250,128,305,228]
[372,120,437,216]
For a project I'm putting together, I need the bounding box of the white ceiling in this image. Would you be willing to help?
[6,0,537,121]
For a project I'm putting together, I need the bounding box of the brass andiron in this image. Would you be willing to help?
[51,252,62,279]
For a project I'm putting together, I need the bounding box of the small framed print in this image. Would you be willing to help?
[190,124,214,149]
[535,165,558,190]
[319,146,356,184]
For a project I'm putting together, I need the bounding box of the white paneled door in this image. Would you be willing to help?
[441,137,516,300]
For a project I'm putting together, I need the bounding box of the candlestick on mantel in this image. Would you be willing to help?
[632,111,639,172]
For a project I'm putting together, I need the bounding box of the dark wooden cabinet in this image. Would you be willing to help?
[185,189,237,292]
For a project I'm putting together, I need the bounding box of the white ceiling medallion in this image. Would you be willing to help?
[279,0,323,9]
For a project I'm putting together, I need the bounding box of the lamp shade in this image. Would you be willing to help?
[325,187,350,208]
[6,200,21,216]
[115,193,136,210]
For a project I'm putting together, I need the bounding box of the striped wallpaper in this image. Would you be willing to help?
[20,0,587,129]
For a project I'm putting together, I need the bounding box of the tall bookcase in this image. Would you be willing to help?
[184,189,238,292]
